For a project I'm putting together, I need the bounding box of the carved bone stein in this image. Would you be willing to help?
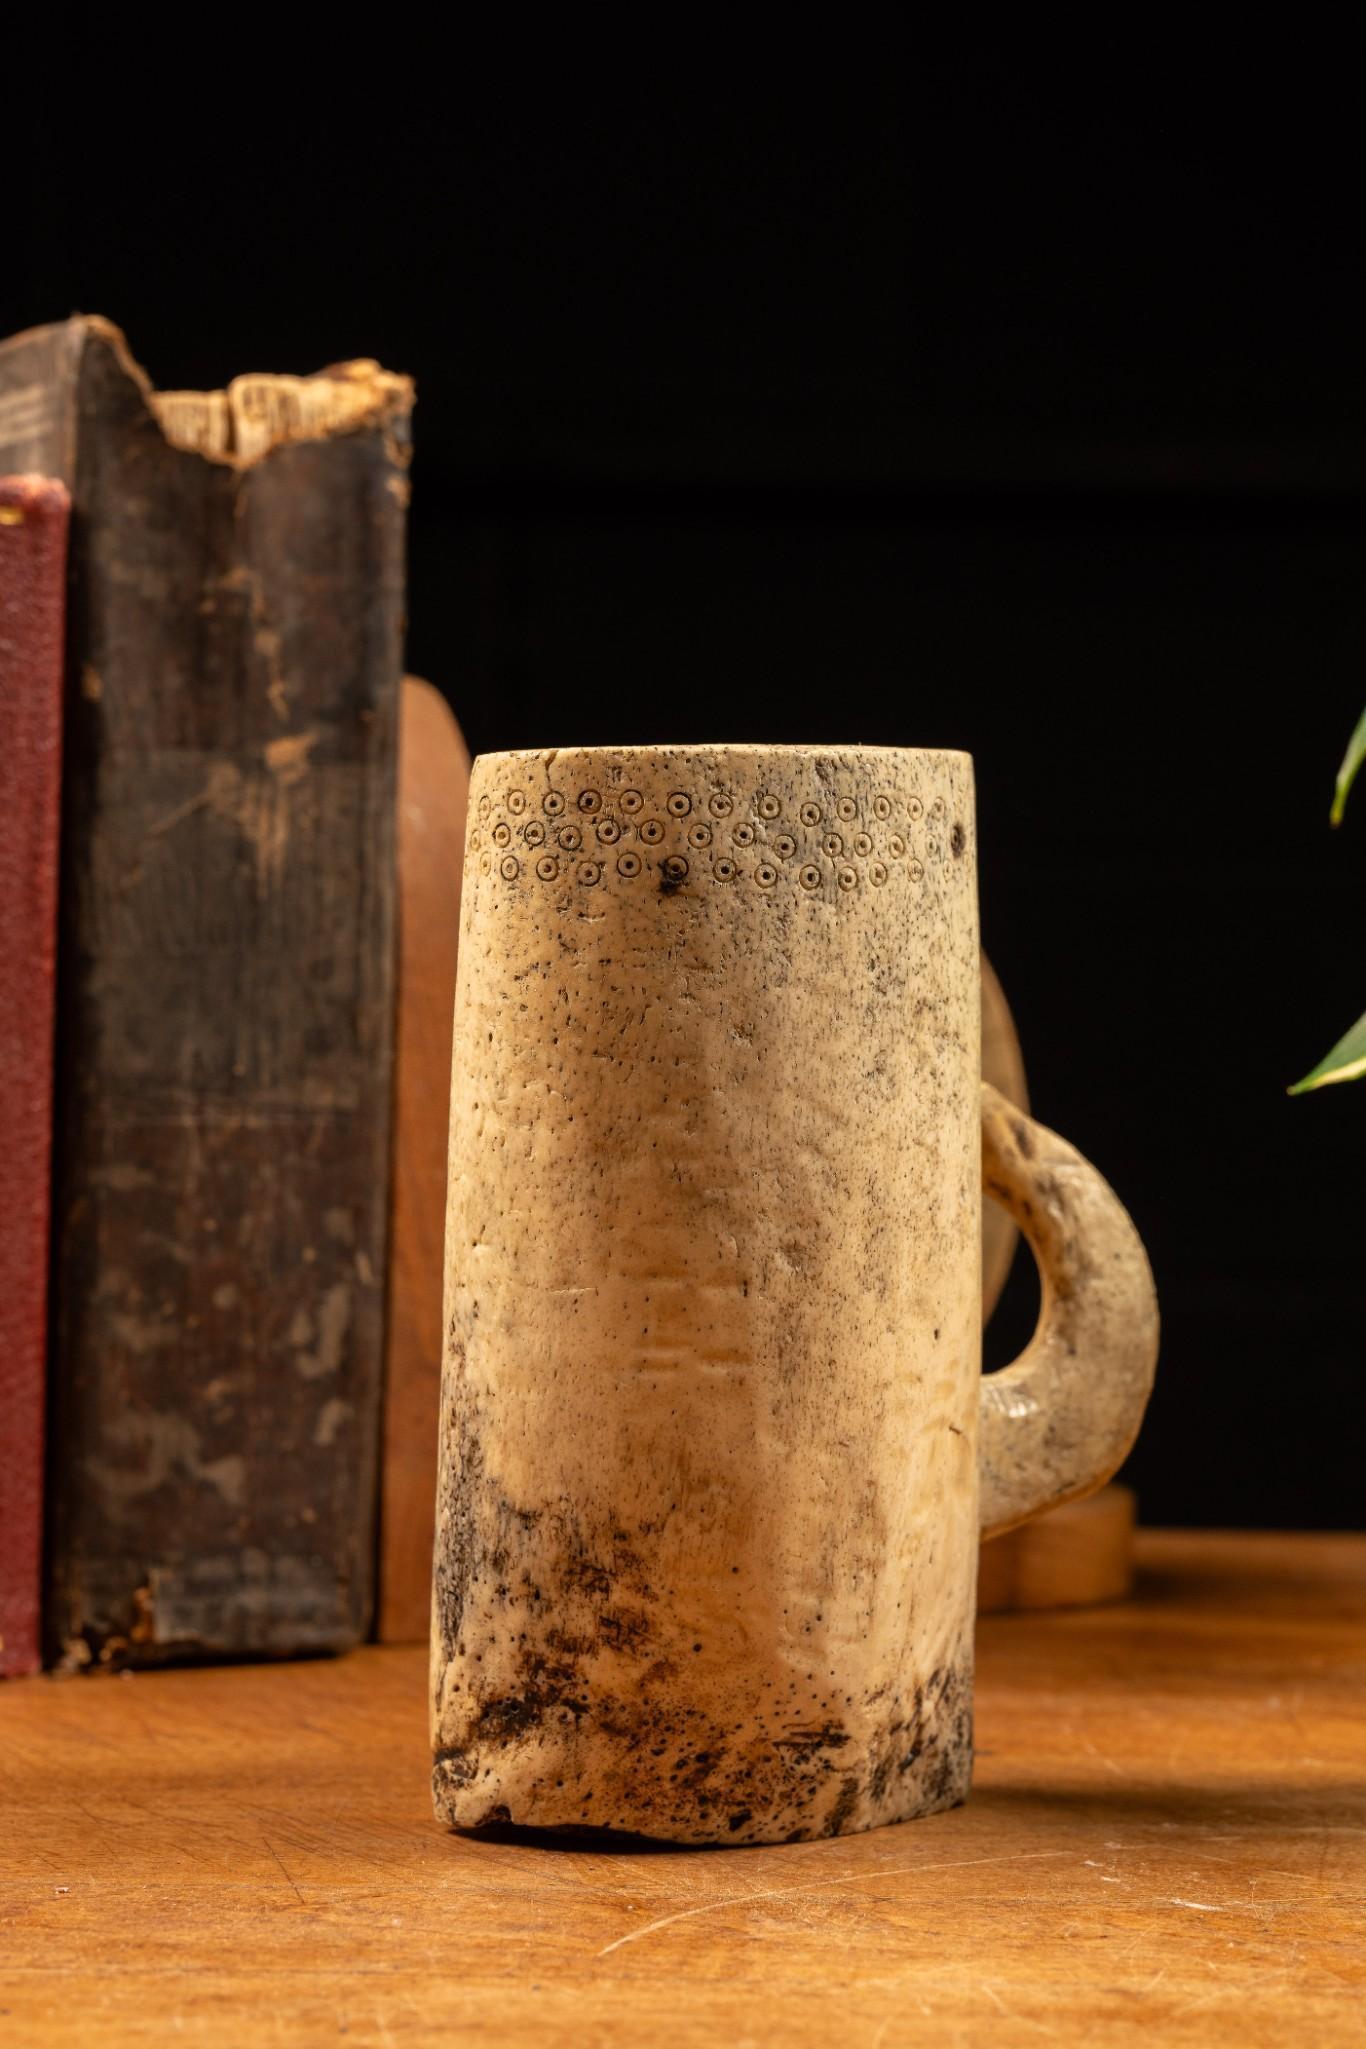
[432,745,1158,1844]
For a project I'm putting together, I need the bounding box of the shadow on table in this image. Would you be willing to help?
[969,1776,1366,1834]
[454,1774,1366,1856]
[456,1821,724,1855]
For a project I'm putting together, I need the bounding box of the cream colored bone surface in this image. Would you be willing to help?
[432,745,1157,1844]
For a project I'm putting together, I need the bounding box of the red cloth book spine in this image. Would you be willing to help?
[0,475,68,1678]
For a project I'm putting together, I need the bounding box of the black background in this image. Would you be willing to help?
[11,42,1365,1527]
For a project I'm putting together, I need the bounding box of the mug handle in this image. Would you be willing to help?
[979,1082,1160,1540]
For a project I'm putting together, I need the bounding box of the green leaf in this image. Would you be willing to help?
[1330,705,1366,825]
[1289,1009,1366,1093]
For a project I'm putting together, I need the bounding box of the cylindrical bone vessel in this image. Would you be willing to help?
[432,744,1158,1844]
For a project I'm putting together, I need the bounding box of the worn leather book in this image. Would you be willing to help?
[0,474,69,1679]
[0,318,411,1666]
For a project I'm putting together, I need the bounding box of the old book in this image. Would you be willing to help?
[0,474,69,1679]
[379,678,470,1643]
[0,318,411,1666]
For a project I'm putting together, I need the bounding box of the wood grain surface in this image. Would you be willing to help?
[2,1532,1362,2044]
[378,678,470,1643]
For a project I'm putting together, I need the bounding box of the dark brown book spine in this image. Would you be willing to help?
[0,474,69,1679]
[0,319,410,1666]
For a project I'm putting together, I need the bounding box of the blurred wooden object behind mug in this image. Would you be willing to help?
[378,679,470,1643]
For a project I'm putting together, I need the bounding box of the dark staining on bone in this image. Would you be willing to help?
[432,1746,476,1789]
[432,1384,483,1679]
[773,1723,851,1755]
[596,1605,653,1653]
[473,1652,590,1738]
[827,1775,861,1836]
[435,1644,974,1843]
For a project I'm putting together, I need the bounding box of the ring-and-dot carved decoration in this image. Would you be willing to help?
[478,782,968,894]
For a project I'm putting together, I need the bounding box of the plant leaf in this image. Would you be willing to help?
[1330,705,1366,825]
[1289,1009,1366,1093]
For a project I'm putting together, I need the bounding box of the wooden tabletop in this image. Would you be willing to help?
[2,1532,1363,2045]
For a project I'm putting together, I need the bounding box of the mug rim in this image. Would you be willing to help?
[472,742,973,766]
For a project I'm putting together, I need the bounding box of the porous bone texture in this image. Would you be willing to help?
[433,745,980,1844]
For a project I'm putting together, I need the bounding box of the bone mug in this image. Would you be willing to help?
[432,745,1158,1844]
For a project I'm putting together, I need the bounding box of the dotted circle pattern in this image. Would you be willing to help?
[476,781,968,897]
